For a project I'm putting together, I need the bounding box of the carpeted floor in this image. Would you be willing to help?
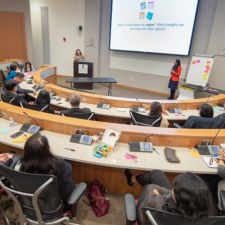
[0,193,127,225]
[57,76,167,100]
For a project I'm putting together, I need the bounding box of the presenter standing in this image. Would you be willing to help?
[73,49,85,62]
[168,59,182,100]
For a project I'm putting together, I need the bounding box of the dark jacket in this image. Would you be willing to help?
[1,91,28,105]
[61,107,91,117]
[137,184,177,225]
[183,113,225,129]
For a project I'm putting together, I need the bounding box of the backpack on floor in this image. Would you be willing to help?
[86,180,110,217]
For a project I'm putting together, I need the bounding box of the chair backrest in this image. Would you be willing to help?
[144,207,225,225]
[62,112,94,120]
[0,164,64,224]
[130,110,162,127]
[21,102,54,114]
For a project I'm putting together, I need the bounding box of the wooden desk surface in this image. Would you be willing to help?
[32,65,225,109]
[20,81,225,122]
[0,118,217,175]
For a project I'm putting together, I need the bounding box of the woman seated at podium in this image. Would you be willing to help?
[73,49,85,62]
[149,101,169,128]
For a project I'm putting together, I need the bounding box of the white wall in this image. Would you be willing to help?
[207,0,225,90]
[97,0,218,94]
[0,0,33,61]
[30,0,85,75]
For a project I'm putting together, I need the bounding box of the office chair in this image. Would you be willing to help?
[124,193,225,225]
[0,164,87,225]
[130,110,162,127]
[61,112,95,120]
[20,102,55,114]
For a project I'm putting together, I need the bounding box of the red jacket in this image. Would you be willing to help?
[170,66,182,82]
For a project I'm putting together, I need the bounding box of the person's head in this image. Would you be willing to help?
[69,93,81,107]
[20,134,56,174]
[36,90,51,105]
[9,62,19,72]
[14,72,25,84]
[174,59,181,67]
[149,101,162,117]
[4,80,17,92]
[172,172,214,221]
[199,103,214,118]
[24,61,32,72]
[75,49,82,56]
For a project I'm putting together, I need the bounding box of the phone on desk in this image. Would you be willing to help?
[10,131,24,139]
[70,134,93,145]
[20,123,43,134]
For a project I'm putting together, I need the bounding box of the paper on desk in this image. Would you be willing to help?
[202,156,218,168]
[12,133,33,143]
[117,108,129,113]
[190,148,200,158]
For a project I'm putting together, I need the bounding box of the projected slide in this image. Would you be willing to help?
[110,0,199,55]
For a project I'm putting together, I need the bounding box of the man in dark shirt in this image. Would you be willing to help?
[60,93,91,116]
[1,80,28,105]
[183,104,214,128]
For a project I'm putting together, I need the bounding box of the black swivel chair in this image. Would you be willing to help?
[0,164,87,225]
[130,110,162,127]
[61,112,95,120]
[124,193,225,225]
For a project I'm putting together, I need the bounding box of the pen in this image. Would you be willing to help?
[64,148,76,152]
[153,147,160,155]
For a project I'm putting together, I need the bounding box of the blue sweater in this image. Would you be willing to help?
[6,71,17,81]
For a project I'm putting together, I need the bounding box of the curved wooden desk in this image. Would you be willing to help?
[33,65,225,109]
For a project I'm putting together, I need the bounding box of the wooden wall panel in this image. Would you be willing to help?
[0,12,27,61]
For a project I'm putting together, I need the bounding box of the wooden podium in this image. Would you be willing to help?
[73,61,93,89]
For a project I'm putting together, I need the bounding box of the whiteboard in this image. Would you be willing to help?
[186,55,214,87]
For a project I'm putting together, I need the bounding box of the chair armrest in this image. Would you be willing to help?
[124,193,137,225]
[173,123,182,128]
[67,182,87,205]
[220,190,225,212]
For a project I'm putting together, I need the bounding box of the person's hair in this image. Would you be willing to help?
[173,172,214,222]
[75,49,82,56]
[4,80,17,91]
[24,61,33,72]
[199,103,214,118]
[9,62,18,71]
[149,101,162,117]
[15,72,25,79]
[20,134,56,175]
[69,94,81,107]
[36,90,51,105]
[173,59,181,70]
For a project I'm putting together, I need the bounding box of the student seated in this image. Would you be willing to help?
[6,62,19,81]
[23,61,35,73]
[4,134,75,211]
[14,72,34,95]
[183,103,214,128]
[125,170,215,225]
[1,80,28,105]
[149,101,169,128]
[60,93,91,116]
[35,90,54,114]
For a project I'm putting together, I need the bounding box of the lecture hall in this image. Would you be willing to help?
[1,0,225,225]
